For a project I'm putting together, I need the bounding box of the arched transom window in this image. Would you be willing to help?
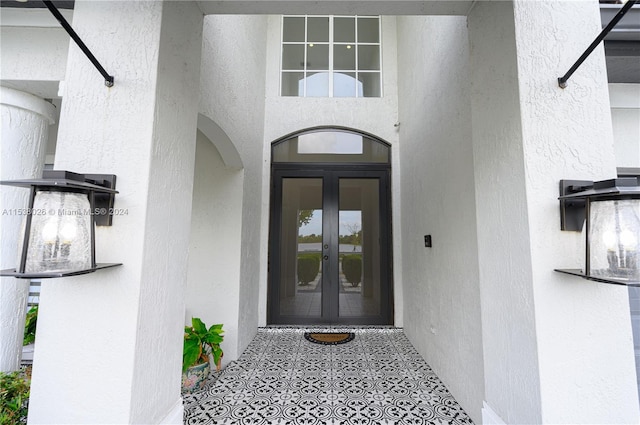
[272,128,390,163]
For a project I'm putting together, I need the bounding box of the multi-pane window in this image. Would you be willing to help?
[281,16,382,98]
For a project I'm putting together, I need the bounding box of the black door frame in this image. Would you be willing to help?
[268,163,393,325]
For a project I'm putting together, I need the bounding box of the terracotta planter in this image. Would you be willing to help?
[181,361,210,393]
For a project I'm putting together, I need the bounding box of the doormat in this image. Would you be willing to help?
[304,332,355,345]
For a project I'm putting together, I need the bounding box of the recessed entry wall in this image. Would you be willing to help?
[185,130,244,364]
[396,15,483,423]
[263,14,403,327]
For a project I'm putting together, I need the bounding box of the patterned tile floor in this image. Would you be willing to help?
[183,328,473,425]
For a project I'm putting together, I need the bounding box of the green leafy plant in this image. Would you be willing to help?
[183,318,224,373]
[0,371,30,424]
[298,209,314,227]
[297,254,320,285]
[23,306,38,346]
[342,254,362,287]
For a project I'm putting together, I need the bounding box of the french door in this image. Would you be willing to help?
[268,167,392,325]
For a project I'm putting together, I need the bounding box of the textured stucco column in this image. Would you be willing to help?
[26,2,203,424]
[0,87,54,372]
[469,1,639,424]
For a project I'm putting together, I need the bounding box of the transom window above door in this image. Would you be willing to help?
[281,16,382,98]
[272,129,390,163]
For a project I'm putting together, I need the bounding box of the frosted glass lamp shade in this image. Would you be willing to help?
[589,199,640,282]
[1,170,121,279]
[20,191,93,273]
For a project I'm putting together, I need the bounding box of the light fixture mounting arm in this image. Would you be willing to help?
[558,0,637,89]
[42,0,115,87]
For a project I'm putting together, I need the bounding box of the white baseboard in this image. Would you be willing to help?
[159,398,183,424]
[482,401,506,425]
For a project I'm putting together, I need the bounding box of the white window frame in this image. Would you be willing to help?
[280,15,382,98]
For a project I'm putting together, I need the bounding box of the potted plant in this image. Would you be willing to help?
[182,318,223,393]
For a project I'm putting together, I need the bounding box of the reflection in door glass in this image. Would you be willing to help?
[339,179,381,317]
[279,178,323,317]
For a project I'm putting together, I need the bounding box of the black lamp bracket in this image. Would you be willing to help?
[80,173,117,226]
[559,179,593,231]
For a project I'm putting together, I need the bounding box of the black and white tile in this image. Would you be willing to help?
[183,328,474,425]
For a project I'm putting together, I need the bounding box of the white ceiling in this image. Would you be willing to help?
[196,0,475,16]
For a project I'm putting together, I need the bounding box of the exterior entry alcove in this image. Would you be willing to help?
[1,3,637,424]
[185,124,244,364]
[268,127,393,325]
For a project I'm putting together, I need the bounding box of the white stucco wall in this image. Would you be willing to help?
[186,131,244,363]
[129,5,203,422]
[609,84,640,168]
[396,16,483,424]
[516,3,638,423]
[469,1,639,423]
[27,2,203,423]
[0,26,68,82]
[262,15,403,326]
[468,4,542,423]
[0,8,70,99]
[198,15,269,353]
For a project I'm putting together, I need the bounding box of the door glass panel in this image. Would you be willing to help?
[279,178,323,318]
[338,179,380,317]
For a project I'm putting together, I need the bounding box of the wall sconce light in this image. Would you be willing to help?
[1,170,122,279]
[555,178,640,286]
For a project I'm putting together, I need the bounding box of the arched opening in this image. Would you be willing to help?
[268,127,393,325]
[185,126,244,362]
[197,113,243,169]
